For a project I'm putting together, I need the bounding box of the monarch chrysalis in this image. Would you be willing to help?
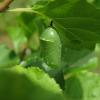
[40,27,62,69]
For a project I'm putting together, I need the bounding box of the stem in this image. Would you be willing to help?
[7,8,45,17]
[8,8,34,12]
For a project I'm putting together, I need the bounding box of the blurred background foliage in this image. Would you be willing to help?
[0,0,28,47]
[0,0,100,70]
[0,1,100,100]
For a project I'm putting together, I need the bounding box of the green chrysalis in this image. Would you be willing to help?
[40,27,62,69]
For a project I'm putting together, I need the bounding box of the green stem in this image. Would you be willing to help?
[8,8,34,12]
[7,8,45,17]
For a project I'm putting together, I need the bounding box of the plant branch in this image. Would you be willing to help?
[7,8,47,18]
[8,8,34,12]
[0,0,13,12]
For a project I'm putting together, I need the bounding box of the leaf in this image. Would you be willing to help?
[0,66,65,100]
[19,13,45,50]
[7,26,27,53]
[64,57,98,75]
[28,32,40,50]
[29,0,100,66]
[94,0,100,8]
[86,0,95,4]
[32,0,100,50]
[64,76,83,100]
[0,44,19,68]
[62,48,92,66]
[64,71,100,100]
[87,0,100,9]
[20,13,45,38]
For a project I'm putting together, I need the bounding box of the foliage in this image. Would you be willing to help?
[0,66,64,100]
[0,0,100,100]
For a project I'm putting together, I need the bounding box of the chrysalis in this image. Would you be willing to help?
[40,27,62,69]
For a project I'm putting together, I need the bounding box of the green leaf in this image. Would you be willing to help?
[7,26,27,53]
[0,44,19,68]
[95,44,100,68]
[94,0,100,8]
[64,57,98,75]
[32,0,100,49]
[19,13,46,50]
[62,48,92,66]
[87,0,100,9]
[29,0,100,66]
[64,71,100,100]
[20,13,45,38]
[29,33,40,50]
[0,66,65,100]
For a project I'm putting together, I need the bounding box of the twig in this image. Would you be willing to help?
[7,8,46,18]
[0,0,13,12]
